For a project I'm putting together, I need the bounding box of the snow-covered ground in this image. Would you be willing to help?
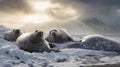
[0,26,120,67]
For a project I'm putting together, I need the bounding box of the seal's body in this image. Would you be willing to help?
[16,30,59,53]
[4,29,22,41]
[46,29,73,43]
[80,35,120,53]
[66,35,120,53]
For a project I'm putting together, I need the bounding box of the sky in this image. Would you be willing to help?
[0,0,120,35]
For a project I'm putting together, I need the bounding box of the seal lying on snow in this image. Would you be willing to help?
[16,30,59,53]
[4,29,22,41]
[80,35,120,53]
[68,35,120,53]
[46,28,74,43]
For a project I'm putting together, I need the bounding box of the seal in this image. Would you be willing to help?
[46,28,74,43]
[80,35,120,53]
[16,30,59,53]
[4,29,22,41]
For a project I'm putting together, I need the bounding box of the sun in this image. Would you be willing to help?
[20,0,54,24]
[31,1,53,11]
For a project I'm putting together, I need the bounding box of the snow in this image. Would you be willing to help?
[0,26,120,67]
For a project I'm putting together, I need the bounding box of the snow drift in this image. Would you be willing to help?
[0,25,120,67]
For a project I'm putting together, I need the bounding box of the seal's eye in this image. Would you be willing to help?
[52,32,57,37]
[15,29,20,33]
[38,31,43,35]
[36,31,44,37]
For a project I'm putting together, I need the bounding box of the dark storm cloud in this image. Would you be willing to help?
[52,0,120,34]
[79,0,120,7]
[0,0,32,13]
[52,0,120,14]
[53,0,120,7]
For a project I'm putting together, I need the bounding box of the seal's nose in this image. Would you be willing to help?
[36,31,44,37]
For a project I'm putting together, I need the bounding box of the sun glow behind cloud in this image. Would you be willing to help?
[24,0,79,24]
[32,1,53,11]
[48,4,79,22]
[20,14,53,23]
[0,0,79,29]
[22,0,55,24]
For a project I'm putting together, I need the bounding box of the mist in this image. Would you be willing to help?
[0,0,120,35]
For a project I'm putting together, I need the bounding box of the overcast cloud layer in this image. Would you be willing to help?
[0,0,120,35]
[51,0,120,34]
[0,0,32,13]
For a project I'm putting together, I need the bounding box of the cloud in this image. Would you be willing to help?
[51,0,120,34]
[0,0,32,13]
[52,0,120,7]
[1,0,120,34]
[52,0,120,14]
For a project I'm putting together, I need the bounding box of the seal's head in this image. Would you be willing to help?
[30,30,44,44]
[35,30,44,38]
[46,28,73,43]
[13,29,22,36]
[4,29,22,41]
[49,29,58,37]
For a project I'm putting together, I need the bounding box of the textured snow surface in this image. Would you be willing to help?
[0,26,120,67]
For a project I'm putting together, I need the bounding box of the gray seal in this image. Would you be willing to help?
[80,35,120,53]
[46,28,73,43]
[4,29,22,41]
[67,35,120,53]
[16,30,59,53]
